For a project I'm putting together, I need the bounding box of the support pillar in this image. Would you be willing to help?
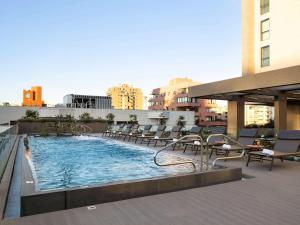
[274,94,287,134]
[227,97,245,138]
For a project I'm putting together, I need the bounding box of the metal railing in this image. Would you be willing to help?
[154,135,207,172]
[206,134,246,167]
[0,125,18,181]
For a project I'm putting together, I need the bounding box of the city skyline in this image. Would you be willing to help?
[0,0,241,105]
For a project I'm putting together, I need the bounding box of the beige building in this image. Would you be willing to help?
[243,0,300,75]
[160,78,200,108]
[189,0,300,136]
[107,84,143,110]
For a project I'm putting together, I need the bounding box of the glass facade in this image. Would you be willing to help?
[0,126,18,180]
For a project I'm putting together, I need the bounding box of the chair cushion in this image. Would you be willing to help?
[274,139,300,153]
[157,125,166,131]
[206,127,226,135]
[239,128,258,137]
[189,126,202,134]
[171,126,182,132]
[238,137,256,146]
[144,125,152,131]
[278,130,300,140]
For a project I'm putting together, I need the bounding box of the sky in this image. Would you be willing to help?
[0,0,241,105]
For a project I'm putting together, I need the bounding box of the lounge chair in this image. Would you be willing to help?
[120,124,140,141]
[167,126,203,150]
[103,124,125,137]
[210,128,258,158]
[183,126,226,155]
[113,124,133,139]
[139,125,166,144]
[247,130,300,171]
[147,126,183,147]
[128,125,152,142]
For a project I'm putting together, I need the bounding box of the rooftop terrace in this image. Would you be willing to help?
[1,140,299,225]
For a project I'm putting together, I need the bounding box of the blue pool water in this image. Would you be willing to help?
[28,136,191,191]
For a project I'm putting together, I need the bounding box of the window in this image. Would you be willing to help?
[260,0,269,15]
[261,46,270,67]
[25,92,31,99]
[261,19,270,41]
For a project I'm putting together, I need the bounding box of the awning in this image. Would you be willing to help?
[188,65,300,104]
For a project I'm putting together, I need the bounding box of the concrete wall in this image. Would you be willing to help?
[0,125,11,133]
[0,106,195,127]
[242,0,255,76]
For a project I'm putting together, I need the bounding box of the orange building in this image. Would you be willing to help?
[22,86,44,107]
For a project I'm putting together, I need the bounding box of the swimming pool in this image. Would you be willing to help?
[28,135,191,191]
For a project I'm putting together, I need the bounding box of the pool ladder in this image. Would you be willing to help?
[154,134,246,172]
[206,134,246,167]
[153,135,206,172]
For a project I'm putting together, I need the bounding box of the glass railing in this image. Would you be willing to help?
[0,125,18,182]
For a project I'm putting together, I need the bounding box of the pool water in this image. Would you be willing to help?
[28,136,191,191]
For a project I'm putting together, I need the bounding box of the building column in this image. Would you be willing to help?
[274,94,287,133]
[227,97,245,138]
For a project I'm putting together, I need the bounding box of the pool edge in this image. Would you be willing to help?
[21,165,242,216]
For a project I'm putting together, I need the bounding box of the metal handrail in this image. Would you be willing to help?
[206,134,245,167]
[154,135,205,172]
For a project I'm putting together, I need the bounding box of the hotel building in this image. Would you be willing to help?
[189,0,300,136]
[107,84,143,110]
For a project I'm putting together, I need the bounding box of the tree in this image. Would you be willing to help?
[79,112,93,121]
[24,110,39,119]
[177,115,186,126]
[129,114,138,124]
[106,113,115,124]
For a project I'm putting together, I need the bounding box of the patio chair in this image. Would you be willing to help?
[128,125,153,142]
[113,124,133,139]
[246,130,300,171]
[120,124,140,141]
[183,126,226,155]
[210,128,258,158]
[167,126,203,150]
[103,124,125,137]
[139,125,166,144]
[147,126,183,147]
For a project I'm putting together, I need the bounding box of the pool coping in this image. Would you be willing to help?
[20,136,242,216]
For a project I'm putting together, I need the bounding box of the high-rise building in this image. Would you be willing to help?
[22,86,44,107]
[107,84,143,110]
[63,94,112,109]
[189,0,300,136]
[242,0,297,126]
[242,0,300,76]
[149,78,227,126]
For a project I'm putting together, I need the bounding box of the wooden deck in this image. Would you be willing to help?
[2,148,300,225]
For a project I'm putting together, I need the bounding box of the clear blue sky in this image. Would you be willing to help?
[0,0,241,105]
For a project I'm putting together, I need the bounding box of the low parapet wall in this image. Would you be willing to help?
[18,120,108,135]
